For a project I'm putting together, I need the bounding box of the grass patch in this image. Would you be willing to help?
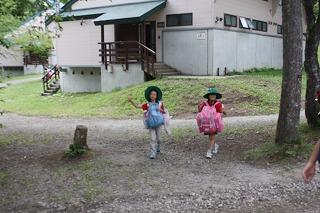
[0,68,307,118]
[0,171,8,186]
[172,127,196,141]
[244,141,312,161]
[1,73,41,83]
[244,123,317,162]
[0,131,52,146]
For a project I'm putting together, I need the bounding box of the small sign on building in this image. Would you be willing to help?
[196,32,206,40]
[157,22,165,28]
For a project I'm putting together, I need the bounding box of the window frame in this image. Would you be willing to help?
[277,24,283,34]
[252,19,268,32]
[224,13,237,27]
[166,13,193,27]
[239,17,254,30]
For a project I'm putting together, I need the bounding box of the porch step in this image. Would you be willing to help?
[153,63,181,77]
[41,80,60,96]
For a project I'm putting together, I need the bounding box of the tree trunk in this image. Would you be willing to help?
[303,0,320,127]
[74,125,89,149]
[275,0,303,144]
[305,37,320,127]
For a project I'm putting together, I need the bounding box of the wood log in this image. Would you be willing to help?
[74,125,89,149]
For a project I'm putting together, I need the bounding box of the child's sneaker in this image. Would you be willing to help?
[206,150,213,159]
[156,145,161,153]
[212,144,219,154]
[149,149,157,159]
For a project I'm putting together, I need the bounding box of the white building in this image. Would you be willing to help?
[47,0,306,93]
[0,10,54,76]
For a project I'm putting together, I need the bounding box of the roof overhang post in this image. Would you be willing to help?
[100,25,105,66]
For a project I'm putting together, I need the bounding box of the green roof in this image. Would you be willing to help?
[94,0,166,25]
[60,7,106,18]
[46,0,166,26]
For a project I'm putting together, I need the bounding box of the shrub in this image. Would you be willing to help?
[66,144,87,157]
[13,28,53,61]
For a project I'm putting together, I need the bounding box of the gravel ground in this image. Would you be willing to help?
[0,113,319,213]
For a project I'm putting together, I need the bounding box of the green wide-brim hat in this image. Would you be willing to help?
[203,88,222,99]
[145,86,163,102]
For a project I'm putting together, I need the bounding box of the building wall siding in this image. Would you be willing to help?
[101,64,145,92]
[163,30,209,75]
[163,28,284,75]
[55,20,114,66]
[0,47,24,67]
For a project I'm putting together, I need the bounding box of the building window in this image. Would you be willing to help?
[252,19,268,32]
[239,17,254,29]
[277,25,283,34]
[224,14,237,27]
[166,13,193,27]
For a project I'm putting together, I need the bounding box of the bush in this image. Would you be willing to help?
[13,28,53,61]
[66,144,87,157]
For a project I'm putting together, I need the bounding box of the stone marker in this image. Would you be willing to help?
[74,125,89,149]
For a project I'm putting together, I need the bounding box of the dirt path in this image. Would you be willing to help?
[0,111,304,133]
[0,113,319,213]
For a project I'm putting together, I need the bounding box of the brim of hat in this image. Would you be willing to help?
[203,93,222,99]
[145,86,163,101]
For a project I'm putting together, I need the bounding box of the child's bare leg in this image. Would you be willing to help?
[208,134,215,151]
[206,134,215,159]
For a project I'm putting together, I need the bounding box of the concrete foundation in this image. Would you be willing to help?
[60,67,101,93]
[101,64,145,92]
[163,28,285,75]
[1,66,24,77]
[24,65,44,75]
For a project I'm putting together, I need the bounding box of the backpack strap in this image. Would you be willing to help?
[158,101,162,110]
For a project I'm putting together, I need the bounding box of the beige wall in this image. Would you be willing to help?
[55,20,114,66]
[147,0,286,61]
[0,47,24,67]
[213,0,282,35]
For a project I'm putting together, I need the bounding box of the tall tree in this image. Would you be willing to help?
[275,0,304,144]
[303,0,320,127]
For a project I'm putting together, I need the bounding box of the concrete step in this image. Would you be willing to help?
[48,85,60,90]
[41,92,52,96]
[158,72,181,76]
[155,68,177,73]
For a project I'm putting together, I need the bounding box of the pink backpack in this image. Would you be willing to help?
[196,102,224,134]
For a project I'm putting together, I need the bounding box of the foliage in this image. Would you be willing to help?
[13,29,54,60]
[244,140,312,161]
[66,144,87,157]
[244,123,320,161]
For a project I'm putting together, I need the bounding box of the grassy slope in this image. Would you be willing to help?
[1,74,42,82]
[0,69,307,118]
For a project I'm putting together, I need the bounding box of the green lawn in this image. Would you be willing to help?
[0,73,42,83]
[0,68,307,119]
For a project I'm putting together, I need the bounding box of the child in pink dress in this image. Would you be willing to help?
[197,88,225,159]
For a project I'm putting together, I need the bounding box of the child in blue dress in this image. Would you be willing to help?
[128,86,166,159]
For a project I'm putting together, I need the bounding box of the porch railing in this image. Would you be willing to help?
[99,41,156,77]
[42,65,60,92]
[24,55,48,66]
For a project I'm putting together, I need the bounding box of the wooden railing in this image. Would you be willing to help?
[24,55,48,66]
[42,65,60,92]
[99,41,156,77]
